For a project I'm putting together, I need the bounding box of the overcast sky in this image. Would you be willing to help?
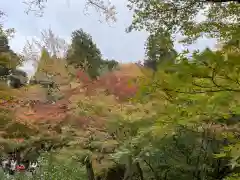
[0,0,217,77]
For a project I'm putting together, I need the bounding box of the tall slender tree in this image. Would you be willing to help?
[144,31,177,71]
[66,29,102,79]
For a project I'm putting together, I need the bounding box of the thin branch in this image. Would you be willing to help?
[23,0,117,22]
[163,87,240,94]
[143,159,160,180]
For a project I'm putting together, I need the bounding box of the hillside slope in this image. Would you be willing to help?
[0,63,144,177]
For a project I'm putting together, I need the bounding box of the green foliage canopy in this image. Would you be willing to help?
[67,29,102,79]
[144,30,177,71]
[127,0,240,44]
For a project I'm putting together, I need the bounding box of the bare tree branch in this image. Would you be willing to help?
[22,0,117,22]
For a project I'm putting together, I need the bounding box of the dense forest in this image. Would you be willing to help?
[0,0,240,180]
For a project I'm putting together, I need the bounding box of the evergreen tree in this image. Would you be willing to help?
[144,31,177,71]
[66,29,102,79]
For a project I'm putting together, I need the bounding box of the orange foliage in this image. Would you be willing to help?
[15,102,68,123]
[0,63,144,140]
[76,63,142,101]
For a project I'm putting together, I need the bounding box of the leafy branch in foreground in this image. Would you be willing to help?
[127,0,240,44]
[106,32,240,180]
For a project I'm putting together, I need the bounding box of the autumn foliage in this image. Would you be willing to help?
[76,63,141,101]
[0,63,141,132]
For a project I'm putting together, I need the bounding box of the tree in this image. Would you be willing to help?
[25,28,70,81]
[0,27,25,87]
[21,0,239,23]
[66,29,102,79]
[106,36,240,180]
[102,59,118,71]
[0,34,10,52]
[0,33,23,69]
[98,59,119,75]
[35,47,52,77]
[22,28,68,71]
[33,28,69,58]
[0,23,22,69]
[144,30,177,71]
[126,0,240,44]
[22,0,117,22]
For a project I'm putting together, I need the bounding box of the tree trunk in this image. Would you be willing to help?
[136,162,144,180]
[85,156,95,180]
[123,155,134,180]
